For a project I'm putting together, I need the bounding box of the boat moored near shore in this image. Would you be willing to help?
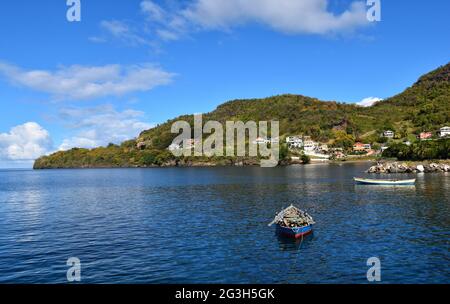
[354,177,416,185]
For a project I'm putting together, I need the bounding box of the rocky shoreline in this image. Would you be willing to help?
[33,157,305,169]
[367,161,450,174]
[34,157,450,171]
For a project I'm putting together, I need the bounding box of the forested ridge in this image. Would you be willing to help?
[34,63,450,169]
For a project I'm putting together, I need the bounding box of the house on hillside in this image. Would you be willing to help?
[304,139,319,152]
[419,132,433,141]
[286,136,303,149]
[319,144,329,153]
[383,130,395,138]
[334,151,346,159]
[330,148,345,159]
[353,142,371,152]
[440,126,450,138]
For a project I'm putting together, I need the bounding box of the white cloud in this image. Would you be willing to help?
[140,0,370,40]
[140,0,167,22]
[0,122,53,161]
[156,29,181,41]
[101,20,130,36]
[99,20,155,46]
[0,62,175,101]
[357,97,383,107]
[58,105,153,151]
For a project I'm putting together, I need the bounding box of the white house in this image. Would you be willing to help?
[286,136,303,148]
[304,140,319,152]
[383,130,395,138]
[440,126,450,138]
[319,144,329,153]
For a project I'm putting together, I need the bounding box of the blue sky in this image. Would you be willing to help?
[0,0,449,167]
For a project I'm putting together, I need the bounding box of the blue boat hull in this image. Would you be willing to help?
[276,224,313,239]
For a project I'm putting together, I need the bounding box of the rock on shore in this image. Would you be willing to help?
[368,162,450,174]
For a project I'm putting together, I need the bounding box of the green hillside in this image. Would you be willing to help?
[33,63,450,169]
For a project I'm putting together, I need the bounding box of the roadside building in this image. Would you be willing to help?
[286,136,303,149]
[319,144,329,153]
[304,140,319,152]
[440,126,450,138]
[353,142,371,152]
[331,148,346,159]
[419,132,433,140]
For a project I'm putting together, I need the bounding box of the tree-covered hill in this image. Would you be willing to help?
[367,63,450,131]
[34,63,450,169]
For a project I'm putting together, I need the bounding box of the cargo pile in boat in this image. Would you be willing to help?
[268,205,315,228]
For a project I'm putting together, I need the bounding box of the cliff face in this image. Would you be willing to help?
[34,63,450,169]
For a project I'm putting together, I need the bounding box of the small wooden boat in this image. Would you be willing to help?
[354,177,416,185]
[276,224,313,239]
[269,205,315,239]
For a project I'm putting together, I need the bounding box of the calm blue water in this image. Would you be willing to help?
[0,163,448,284]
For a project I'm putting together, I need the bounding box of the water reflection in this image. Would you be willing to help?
[354,184,417,193]
[276,232,314,252]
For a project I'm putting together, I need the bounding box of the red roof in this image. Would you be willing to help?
[420,132,433,139]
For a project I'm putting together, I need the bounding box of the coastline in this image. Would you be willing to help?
[32,158,450,173]
[33,157,378,170]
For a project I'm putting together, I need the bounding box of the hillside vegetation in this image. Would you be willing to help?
[34,63,450,169]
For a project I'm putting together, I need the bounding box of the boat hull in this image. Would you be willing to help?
[354,178,416,185]
[276,224,313,239]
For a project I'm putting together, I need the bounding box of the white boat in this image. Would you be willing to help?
[354,177,416,185]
